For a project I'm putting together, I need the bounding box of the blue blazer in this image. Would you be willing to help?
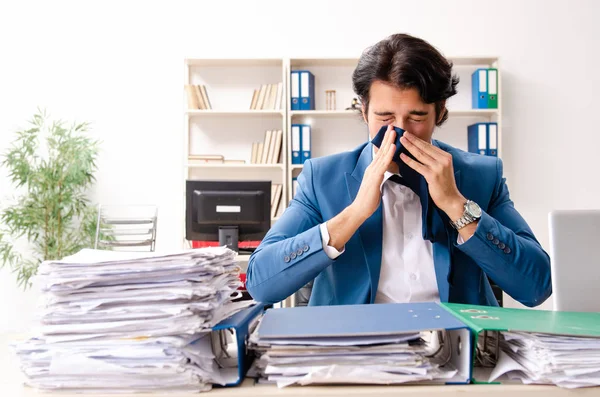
[247,141,552,307]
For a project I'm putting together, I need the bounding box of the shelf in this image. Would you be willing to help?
[186,58,283,67]
[291,110,361,117]
[291,58,359,68]
[448,109,498,117]
[187,163,285,169]
[290,109,496,118]
[186,110,285,117]
[448,56,499,66]
[289,56,498,68]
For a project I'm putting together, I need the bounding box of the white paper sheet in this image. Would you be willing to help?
[489,331,600,388]
[13,247,248,392]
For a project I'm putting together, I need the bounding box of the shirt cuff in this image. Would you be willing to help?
[457,234,465,245]
[319,222,345,259]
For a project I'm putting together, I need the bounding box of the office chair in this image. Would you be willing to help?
[293,280,314,307]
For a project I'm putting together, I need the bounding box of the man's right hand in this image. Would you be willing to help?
[324,126,396,251]
[351,125,397,221]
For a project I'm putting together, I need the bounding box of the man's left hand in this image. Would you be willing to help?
[399,131,465,222]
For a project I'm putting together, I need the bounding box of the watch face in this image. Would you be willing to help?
[466,201,482,217]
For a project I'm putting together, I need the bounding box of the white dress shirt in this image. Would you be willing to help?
[319,171,440,304]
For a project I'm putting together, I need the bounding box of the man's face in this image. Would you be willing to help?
[363,80,439,144]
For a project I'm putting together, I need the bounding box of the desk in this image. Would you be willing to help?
[2,334,598,397]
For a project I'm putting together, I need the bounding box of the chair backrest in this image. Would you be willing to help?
[293,280,313,307]
[94,204,158,252]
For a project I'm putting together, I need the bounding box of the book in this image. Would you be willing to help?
[267,84,278,110]
[270,130,283,164]
[256,85,267,110]
[256,142,264,164]
[261,130,273,164]
[194,85,206,109]
[270,184,277,207]
[188,154,224,163]
[271,184,282,219]
[250,90,259,110]
[188,154,225,162]
[251,142,259,164]
[199,85,212,110]
[266,129,278,164]
[262,84,272,110]
[275,82,283,110]
[184,85,200,109]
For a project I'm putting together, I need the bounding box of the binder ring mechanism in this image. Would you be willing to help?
[425,331,453,367]
[458,310,500,367]
[476,330,500,368]
[211,328,235,369]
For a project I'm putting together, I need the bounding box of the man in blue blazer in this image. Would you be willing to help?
[247,34,551,308]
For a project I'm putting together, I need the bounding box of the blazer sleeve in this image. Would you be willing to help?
[456,158,552,307]
[246,160,335,304]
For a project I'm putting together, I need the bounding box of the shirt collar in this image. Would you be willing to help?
[380,170,402,193]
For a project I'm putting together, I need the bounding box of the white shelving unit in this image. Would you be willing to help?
[183,56,501,247]
[183,58,288,246]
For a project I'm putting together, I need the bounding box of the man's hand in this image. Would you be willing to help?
[324,125,396,251]
[399,132,466,223]
[352,125,397,221]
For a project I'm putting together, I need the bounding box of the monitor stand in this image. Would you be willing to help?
[218,226,239,252]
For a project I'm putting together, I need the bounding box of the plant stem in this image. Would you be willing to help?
[57,180,62,259]
[44,203,49,259]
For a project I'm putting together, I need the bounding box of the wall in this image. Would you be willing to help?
[1,0,598,331]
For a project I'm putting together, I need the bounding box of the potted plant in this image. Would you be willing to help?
[0,109,100,287]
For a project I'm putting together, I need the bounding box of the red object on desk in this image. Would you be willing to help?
[238,273,246,290]
[191,240,261,249]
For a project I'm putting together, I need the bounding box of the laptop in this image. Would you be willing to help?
[549,210,600,312]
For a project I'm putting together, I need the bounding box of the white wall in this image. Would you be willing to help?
[1,0,599,332]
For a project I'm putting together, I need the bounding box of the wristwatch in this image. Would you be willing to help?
[451,200,482,230]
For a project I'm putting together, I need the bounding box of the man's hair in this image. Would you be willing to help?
[352,33,459,126]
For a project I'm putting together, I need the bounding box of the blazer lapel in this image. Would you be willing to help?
[344,143,383,304]
[430,140,463,302]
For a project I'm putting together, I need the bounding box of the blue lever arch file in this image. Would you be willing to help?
[291,71,300,110]
[467,123,488,155]
[300,124,311,163]
[472,68,488,109]
[210,303,264,387]
[291,124,302,164]
[258,302,472,384]
[298,70,315,110]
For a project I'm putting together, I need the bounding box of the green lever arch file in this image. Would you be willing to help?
[441,302,600,384]
[487,68,498,109]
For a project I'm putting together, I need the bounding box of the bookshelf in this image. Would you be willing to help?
[183,56,501,245]
[286,56,501,202]
[183,58,288,247]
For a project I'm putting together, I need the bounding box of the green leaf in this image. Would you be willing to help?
[0,110,101,288]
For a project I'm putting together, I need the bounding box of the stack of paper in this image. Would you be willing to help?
[247,303,469,387]
[490,332,600,388]
[12,247,246,393]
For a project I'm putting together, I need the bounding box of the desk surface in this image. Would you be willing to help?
[2,334,598,397]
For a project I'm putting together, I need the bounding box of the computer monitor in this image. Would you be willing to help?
[549,209,600,312]
[186,180,271,252]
